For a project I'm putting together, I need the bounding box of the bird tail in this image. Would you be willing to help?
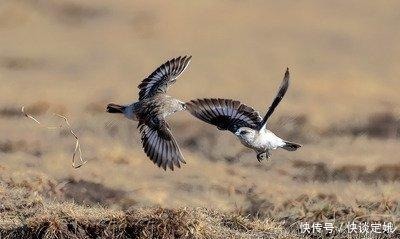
[281,140,301,151]
[106,103,125,114]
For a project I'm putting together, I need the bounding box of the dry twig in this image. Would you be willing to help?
[21,106,87,169]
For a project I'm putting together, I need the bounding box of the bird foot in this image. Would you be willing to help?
[257,151,271,163]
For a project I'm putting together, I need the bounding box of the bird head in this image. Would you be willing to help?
[235,127,256,141]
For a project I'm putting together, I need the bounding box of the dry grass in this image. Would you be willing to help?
[0,173,296,239]
[1,171,398,238]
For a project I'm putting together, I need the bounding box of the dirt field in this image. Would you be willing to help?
[0,1,399,238]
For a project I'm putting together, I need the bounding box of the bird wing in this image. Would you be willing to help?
[138,56,192,100]
[259,68,290,130]
[135,99,163,124]
[185,98,262,133]
[139,121,185,171]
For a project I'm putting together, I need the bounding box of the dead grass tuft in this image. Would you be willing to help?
[61,178,136,209]
[293,160,400,183]
[85,101,107,115]
[329,111,400,139]
[242,190,399,235]
[0,176,297,239]
[0,56,45,70]
[26,0,109,25]
[366,112,399,138]
[0,101,50,118]
[0,140,42,157]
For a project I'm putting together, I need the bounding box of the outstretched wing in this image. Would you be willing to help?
[259,68,290,129]
[138,56,192,100]
[139,121,185,171]
[186,98,262,133]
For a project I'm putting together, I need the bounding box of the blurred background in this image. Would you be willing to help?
[0,0,399,229]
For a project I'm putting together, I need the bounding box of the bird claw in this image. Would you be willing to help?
[257,151,271,163]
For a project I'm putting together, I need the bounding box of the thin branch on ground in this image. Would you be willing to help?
[21,106,87,169]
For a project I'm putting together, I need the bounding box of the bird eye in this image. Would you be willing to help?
[240,131,248,135]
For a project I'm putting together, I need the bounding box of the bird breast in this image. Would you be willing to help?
[160,98,184,117]
[256,130,285,150]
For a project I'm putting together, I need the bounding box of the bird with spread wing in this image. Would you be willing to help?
[107,56,191,170]
[186,68,301,162]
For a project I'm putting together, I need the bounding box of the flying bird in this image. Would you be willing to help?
[186,68,301,162]
[106,56,192,170]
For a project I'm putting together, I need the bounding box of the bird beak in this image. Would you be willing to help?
[235,131,240,136]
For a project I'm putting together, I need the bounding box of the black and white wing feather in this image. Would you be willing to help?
[135,99,163,125]
[139,121,185,171]
[259,68,290,129]
[138,56,192,100]
[186,98,262,133]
